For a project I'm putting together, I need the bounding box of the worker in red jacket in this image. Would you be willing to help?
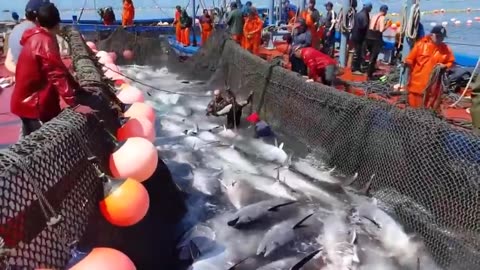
[11,3,84,136]
[293,47,337,85]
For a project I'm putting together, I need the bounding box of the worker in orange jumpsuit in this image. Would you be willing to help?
[200,9,213,45]
[243,7,263,55]
[180,9,193,46]
[173,6,182,43]
[301,0,321,49]
[294,47,337,86]
[121,0,135,26]
[404,26,455,108]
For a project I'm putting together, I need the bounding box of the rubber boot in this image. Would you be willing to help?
[470,75,480,130]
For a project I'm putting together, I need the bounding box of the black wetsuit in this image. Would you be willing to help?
[351,8,370,72]
[365,14,385,79]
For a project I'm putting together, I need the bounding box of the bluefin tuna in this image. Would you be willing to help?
[192,167,223,196]
[257,213,315,257]
[227,199,297,228]
[255,249,321,270]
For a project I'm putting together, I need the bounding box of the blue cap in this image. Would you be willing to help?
[363,1,372,8]
[380,4,388,12]
[25,0,51,13]
[11,12,19,21]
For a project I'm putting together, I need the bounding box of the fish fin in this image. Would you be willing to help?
[284,153,293,167]
[217,178,229,189]
[274,138,278,147]
[278,142,284,150]
[352,245,360,263]
[289,249,322,270]
[293,213,315,229]
[227,217,239,227]
[361,215,381,228]
[188,240,201,261]
[228,256,252,270]
[267,200,297,212]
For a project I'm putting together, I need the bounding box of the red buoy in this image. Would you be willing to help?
[117,117,155,142]
[124,102,156,123]
[123,50,134,61]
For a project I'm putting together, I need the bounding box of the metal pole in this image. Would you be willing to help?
[401,0,414,61]
[269,0,274,25]
[302,0,306,10]
[339,0,350,67]
[400,0,414,88]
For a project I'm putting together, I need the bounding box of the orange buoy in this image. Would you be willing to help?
[109,137,158,182]
[86,41,97,51]
[108,52,118,62]
[68,247,136,270]
[123,50,134,60]
[117,86,145,103]
[99,177,150,226]
[117,117,155,142]
[123,102,156,123]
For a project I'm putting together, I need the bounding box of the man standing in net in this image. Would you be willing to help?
[227,2,245,45]
[206,89,253,129]
[11,3,88,136]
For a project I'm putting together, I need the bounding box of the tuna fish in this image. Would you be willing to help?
[256,213,315,257]
[227,199,297,228]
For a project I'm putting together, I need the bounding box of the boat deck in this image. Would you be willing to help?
[0,57,74,149]
[257,47,473,125]
[0,57,20,148]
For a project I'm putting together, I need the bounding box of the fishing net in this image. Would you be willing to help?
[0,29,186,269]
[97,28,480,269]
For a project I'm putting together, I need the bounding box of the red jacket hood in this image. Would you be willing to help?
[20,27,50,46]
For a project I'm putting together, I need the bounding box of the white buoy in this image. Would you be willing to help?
[450,18,456,22]
[454,20,461,25]
[441,21,448,27]
[430,22,437,27]
[466,20,473,25]
[440,9,445,13]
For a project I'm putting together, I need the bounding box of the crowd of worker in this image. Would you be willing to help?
[2,0,458,135]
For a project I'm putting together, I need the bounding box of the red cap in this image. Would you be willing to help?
[246,112,260,123]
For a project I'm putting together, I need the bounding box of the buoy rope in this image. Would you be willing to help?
[338,0,356,33]
[400,0,420,41]
[0,151,61,229]
[421,64,449,110]
[101,63,211,97]
[449,56,480,108]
